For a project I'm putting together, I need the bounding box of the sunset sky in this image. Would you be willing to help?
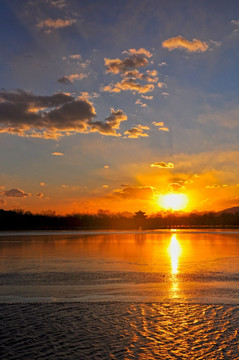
[1,0,239,214]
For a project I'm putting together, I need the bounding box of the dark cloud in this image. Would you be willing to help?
[90,109,127,136]
[3,189,30,197]
[0,90,126,138]
[104,48,152,74]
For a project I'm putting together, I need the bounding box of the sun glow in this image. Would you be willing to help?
[158,193,189,211]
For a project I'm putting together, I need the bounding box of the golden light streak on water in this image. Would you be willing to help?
[168,233,182,275]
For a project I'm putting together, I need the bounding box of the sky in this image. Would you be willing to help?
[1,0,239,214]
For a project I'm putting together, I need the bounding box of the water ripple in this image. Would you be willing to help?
[1,302,239,359]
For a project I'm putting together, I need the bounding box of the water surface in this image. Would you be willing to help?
[1,229,239,303]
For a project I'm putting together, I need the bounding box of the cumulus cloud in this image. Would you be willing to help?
[37,18,76,30]
[105,48,152,74]
[58,73,88,84]
[0,90,127,138]
[124,125,149,138]
[162,35,208,52]
[103,79,154,94]
[113,185,154,199]
[3,189,30,197]
[150,162,174,168]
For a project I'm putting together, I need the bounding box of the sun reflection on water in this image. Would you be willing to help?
[167,233,182,299]
[168,233,182,275]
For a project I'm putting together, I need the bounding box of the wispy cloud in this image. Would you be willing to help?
[37,18,76,30]
[52,152,64,156]
[162,35,208,52]
[113,185,154,199]
[3,188,30,197]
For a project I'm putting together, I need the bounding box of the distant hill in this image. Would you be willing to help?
[219,206,239,214]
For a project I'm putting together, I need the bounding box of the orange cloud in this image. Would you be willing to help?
[124,125,149,138]
[151,162,174,168]
[103,79,154,93]
[162,35,208,52]
[104,48,151,74]
[37,18,76,30]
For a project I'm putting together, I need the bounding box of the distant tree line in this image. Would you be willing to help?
[0,208,239,230]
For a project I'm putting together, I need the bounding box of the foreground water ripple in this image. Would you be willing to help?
[1,302,239,359]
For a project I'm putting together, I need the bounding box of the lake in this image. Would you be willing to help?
[1,230,239,359]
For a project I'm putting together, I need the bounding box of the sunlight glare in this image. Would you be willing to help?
[158,193,188,211]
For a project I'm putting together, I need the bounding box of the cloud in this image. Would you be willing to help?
[0,199,6,205]
[113,185,154,199]
[141,95,153,100]
[123,69,158,83]
[3,189,30,197]
[124,125,149,138]
[40,182,46,186]
[104,48,152,74]
[37,18,76,30]
[158,82,167,88]
[89,109,127,136]
[52,152,64,156]
[104,165,109,169]
[152,121,169,132]
[206,184,220,189]
[103,79,154,93]
[231,19,239,26]
[47,0,66,8]
[162,35,208,52]
[135,99,147,107]
[36,193,44,198]
[168,183,184,192]
[0,90,127,139]
[150,162,174,168]
[158,62,167,66]
[58,73,88,84]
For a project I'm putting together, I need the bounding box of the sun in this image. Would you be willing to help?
[158,193,189,211]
